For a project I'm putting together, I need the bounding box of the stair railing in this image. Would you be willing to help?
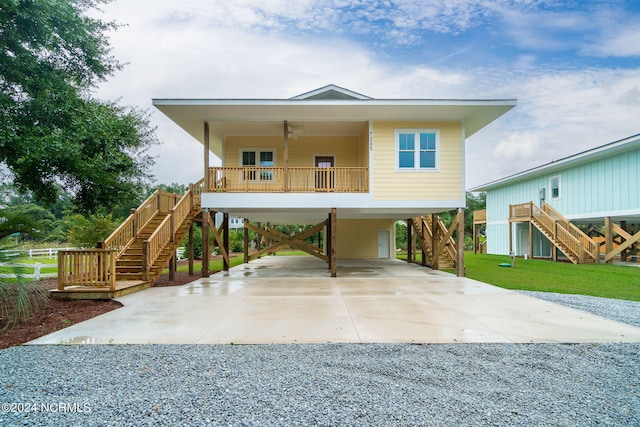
[530,203,583,263]
[542,202,599,262]
[142,187,194,281]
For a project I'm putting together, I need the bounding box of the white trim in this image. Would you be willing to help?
[394,128,440,172]
[239,148,278,166]
[368,120,375,196]
[461,124,466,203]
[313,154,336,167]
[471,133,640,191]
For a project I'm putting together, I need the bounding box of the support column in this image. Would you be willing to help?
[621,221,628,261]
[529,220,534,259]
[243,218,249,264]
[330,208,337,277]
[202,209,210,277]
[457,208,465,277]
[605,216,613,264]
[169,254,176,281]
[204,122,210,192]
[406,219,413,263]
[283,120,289,192]
[256,222,262,258]
[188,222,194,275]
[430,214,438,269]
[223,213,230,271]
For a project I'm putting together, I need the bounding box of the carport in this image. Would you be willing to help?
[29,256,640,345]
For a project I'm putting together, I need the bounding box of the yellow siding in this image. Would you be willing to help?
[225,136,365,167]
[359,123,370,168]
[337,219,394,258]
[372,121,463,200]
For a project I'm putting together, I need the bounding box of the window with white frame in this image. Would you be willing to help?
[241,149,275,181]
[550,175,561,199]
[396,129,439,170]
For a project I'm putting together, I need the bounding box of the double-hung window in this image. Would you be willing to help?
[396,129,439,170]
[241,149,275,181]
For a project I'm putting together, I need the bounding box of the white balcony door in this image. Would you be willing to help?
[314,156,335,191]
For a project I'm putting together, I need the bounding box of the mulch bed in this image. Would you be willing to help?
[0,258,220,350]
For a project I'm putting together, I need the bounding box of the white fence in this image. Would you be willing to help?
[0,262,56,280]
[0,247,77,259]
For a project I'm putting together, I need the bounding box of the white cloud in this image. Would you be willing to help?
[582,28,640,57]
[89,0,640,191]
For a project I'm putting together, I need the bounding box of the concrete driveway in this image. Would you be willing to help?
[29,256,640,345]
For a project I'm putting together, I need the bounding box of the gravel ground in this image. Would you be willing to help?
[1,293,639,426]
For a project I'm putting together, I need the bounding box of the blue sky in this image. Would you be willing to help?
[94,0,640,189]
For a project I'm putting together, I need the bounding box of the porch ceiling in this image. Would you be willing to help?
[153,98,516,157]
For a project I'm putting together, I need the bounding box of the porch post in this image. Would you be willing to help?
[406,218,413,263]
[605,216,613,264]
[223,213,230,271]
[204,122,210,191]
[283,120,289,192]
[202,209,210,277]
[457,208,465,277]
[330,208,337,277]
[243,218,249,264]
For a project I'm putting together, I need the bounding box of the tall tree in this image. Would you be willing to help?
[0,0,157,213]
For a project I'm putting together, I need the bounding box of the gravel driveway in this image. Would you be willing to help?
[1,292,639,426]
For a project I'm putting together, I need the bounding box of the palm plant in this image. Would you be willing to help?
[0,208,49,332]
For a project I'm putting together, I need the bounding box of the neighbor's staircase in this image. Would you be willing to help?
[410,215,457,269]
[510,202,599,264]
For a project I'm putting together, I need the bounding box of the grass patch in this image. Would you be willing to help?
[456,253,640,301]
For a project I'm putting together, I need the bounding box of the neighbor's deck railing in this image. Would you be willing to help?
[57,249,116,291]
[208,167,369,192]
[509,202,598,263]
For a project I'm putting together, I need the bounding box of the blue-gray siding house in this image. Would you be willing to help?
[471,134,640,263]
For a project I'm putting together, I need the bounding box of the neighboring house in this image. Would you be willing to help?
[153,84,516,276]
[471,133,640,264]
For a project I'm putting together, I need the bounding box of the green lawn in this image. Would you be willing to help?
[449,252,640,301]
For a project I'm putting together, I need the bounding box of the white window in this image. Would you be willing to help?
[241,149,275,181]
[550,175,561,199]
[395,129,439,170]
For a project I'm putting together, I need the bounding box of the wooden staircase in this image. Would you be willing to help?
[509,202,599,264]
[410,215,458,270]
[54,180,204,299]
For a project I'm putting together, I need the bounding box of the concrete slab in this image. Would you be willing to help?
[28,256,640,345]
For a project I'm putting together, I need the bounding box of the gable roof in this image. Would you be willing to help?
[470,133,640,192]
[290,84,372,100]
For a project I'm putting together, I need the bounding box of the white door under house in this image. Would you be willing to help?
[519,228,530,257]
[377,230,391,258]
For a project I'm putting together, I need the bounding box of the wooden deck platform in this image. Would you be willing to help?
[50,280,151,300]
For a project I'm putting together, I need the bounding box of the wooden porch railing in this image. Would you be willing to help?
[208,167,369,192]
[57,249,116,290]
